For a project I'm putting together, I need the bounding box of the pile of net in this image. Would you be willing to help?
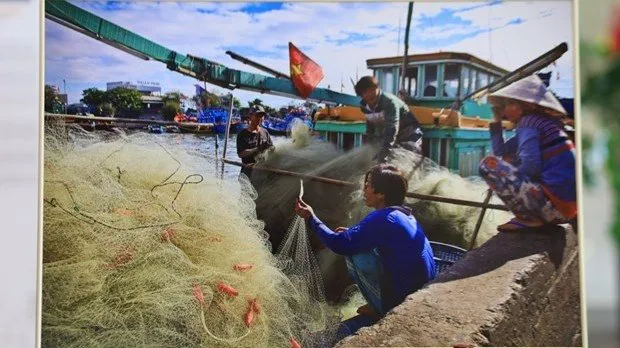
[41,124,342,348]
[254,120,512,250]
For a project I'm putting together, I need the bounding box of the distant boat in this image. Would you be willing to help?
[165,125,181,133]
[148,124,165,134]
[262,110,313,136]
[177,123,214,134]
[199,107,245,134]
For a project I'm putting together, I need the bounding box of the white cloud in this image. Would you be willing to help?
[46,1,575,106]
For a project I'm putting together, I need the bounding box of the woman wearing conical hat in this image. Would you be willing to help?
[478,75,577,232]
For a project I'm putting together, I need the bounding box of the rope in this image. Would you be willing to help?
[222,159,509,211]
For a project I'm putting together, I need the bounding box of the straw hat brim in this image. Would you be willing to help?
[488,75,567,118]
[488,95,566,118]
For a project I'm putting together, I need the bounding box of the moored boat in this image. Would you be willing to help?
[262,109,313,136]
[313,51,524,177]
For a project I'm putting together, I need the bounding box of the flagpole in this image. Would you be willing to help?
[205,80,218,155]
[400,2,414,93]
[221,92,234,179]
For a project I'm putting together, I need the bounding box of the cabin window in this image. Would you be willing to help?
[384,70,394,94]
[470,69,478,93]
[476,71,488,90]
[405,66,418,98]
[460,66,472,96]
[443,63,459,98]
[476,72,489,102]
[423,64,438,97]
[372,69,384,88]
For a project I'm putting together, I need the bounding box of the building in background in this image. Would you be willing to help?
[107,80,163,115]
[106,80,162,95]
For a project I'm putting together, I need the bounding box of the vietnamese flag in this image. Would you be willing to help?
[289,42,324,99]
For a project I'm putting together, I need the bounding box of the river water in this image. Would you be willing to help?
[126,131,287,181]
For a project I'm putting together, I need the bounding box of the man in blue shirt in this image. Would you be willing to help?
[295,164,436,338]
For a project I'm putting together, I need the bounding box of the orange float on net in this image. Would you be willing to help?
[243,307,255,327]
[105,246,135,269]
[249,298,261,314]
[289,337,302,348]
[216,282,239,297]
[233,263,253,272]
[160,228,176,242]
[192,282,205,307]
[114,208,133,216]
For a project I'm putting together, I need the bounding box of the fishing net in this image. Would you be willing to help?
[42,123,344,348]
[251,121,513,302]
[255,121,512,249]
[42,117,512,347]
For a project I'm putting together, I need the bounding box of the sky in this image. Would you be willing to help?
[45,1,575,108]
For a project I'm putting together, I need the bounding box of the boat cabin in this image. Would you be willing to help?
[367,51,509,119]
[314,51,514,177]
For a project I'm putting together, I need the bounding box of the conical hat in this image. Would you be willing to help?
[488,75,567,117]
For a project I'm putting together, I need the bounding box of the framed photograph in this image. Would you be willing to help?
[15,0,591,347]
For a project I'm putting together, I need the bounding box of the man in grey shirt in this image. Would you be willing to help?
[355,76,423,162]
[236,105,273,178]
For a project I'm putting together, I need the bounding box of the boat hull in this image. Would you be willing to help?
[212,122,245,134]
[263,126,288,136]
[177,123,214,134]
[314,105,515,130]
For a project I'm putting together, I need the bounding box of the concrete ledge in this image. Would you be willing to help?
[337,224,582,347]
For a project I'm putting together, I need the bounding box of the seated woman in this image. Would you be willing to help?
[479,75,577,232]
[294,164,436,339]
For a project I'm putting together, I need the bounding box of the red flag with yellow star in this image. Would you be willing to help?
[289,42,324,99]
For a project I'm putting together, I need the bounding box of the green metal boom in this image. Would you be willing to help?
[44,0,361,106]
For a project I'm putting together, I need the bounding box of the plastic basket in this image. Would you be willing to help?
[429,241,467,275]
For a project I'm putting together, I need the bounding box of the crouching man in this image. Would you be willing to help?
[294,164,436,338]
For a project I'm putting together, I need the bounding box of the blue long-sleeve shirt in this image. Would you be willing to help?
[490,121,541,178]
[308,206,436,311]
[490,115,577,218]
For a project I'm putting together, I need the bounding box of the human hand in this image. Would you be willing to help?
[334,227,349,233]
[491,105,504,123]
[294,198,314,220]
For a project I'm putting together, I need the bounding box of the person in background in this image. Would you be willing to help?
[236,105,274,178]
[355,76,424,163]
[479,75,577,232]
[294,163,436,339]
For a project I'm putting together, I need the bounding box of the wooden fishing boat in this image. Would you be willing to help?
[263,111,313,136]
[314,51,520,177]
[176,122,214,134]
